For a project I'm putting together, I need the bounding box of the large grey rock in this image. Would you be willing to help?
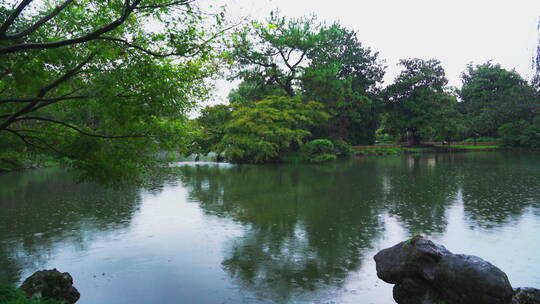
[374,235,514,304]
[19,269,80,304]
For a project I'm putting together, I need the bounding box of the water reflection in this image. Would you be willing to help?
[0,168,142,282]
[177,153,540,301]
[380,154,461,234]
[458,153,540,227]
[0,152,538,303]
[178,162,385,301]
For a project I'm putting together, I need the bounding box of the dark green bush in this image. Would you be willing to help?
[311,153,337,163]
[304,139,334,155]
[332,139,353,157]
[303,139,337,163]
[499,118,540,148]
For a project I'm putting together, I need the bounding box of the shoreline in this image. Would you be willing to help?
[353,144,507,156]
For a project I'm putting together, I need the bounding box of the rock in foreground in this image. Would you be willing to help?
[374,235,514,304]
[19,269,80,304]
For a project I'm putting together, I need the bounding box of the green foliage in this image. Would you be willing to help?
[0,283,63,304]
[310,153,337,163]
[463,137,499,143]
[227,80,287,104]
[375,131,399,144]
[499,117,540,148]
[304,139,334,155]
[219,96,329,163]
[383,58,463,145]
[191,105,232,154]
[302,139,348,163]
[459,62,538,137]
[332,139,353,157]
[0,0,225,185]
[228,14,384,144]
[228,12,319,97]
[302,24,385,144]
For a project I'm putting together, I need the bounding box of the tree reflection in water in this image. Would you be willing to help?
[178,153,540,302]
[0,168,143,283]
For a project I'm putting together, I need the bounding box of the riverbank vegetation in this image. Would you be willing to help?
[1,4,539,182]
[0,284,62,304]
[189,14,540,164]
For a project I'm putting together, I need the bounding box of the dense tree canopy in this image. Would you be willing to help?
[383,59,462,145]
[228,14,384,145]
[459,62,538,138]
[0,0,225,183]
[302,24,384,144]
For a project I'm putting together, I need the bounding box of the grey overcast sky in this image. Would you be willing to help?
[203,0,540,107]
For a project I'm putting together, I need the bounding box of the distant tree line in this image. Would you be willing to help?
[190,13,540,163]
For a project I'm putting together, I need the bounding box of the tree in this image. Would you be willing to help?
[0,0,225,183]
[218,96,328,163]
[383,58,461,145]
[459,62,538,137]
[227,79,287,105]
[228,12,320,97]
[301,23,384,144]
[229,15,385,145]
[191,104,232,155]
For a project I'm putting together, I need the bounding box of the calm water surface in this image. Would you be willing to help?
[1,152,539,303]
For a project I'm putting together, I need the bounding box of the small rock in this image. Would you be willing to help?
[512,288,540,304]
[19,269,80,304]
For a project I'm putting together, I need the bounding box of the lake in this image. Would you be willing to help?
[1,152,539,303]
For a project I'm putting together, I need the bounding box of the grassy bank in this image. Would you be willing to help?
[0,284,63,304]
[354,144,502,156]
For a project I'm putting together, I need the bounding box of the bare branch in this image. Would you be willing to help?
[290,50,307,70]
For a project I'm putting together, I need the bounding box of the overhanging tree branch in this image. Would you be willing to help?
[0,0,143,55]
[14,116,150,139]
[2,0,75,40]
[0,0,33,37]
[0,54,94,130]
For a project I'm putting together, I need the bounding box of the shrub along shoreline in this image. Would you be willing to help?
[352,142,504,156]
